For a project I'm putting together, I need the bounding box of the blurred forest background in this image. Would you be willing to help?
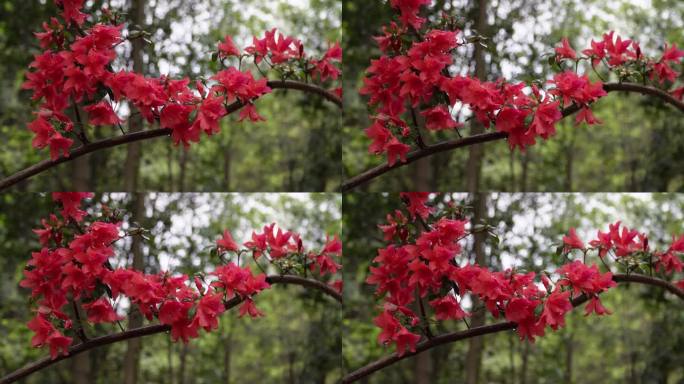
[343,193,684,383]
[343,0,684,192]
[0,0,341,192]
[0,193,342,383]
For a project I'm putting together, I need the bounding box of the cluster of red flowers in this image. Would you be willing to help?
[367,193,684,356]
[24,0,341,159]
[362,1,684,165]
[20,193,342,359]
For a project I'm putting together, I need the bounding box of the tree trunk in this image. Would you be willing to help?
[179,147,188,192]
[464,2,489,383]
[520,151,529,192]
[123,194,146,384]
[465,0,489,194]
[464,194,488,384]
[520,342,529,384]
[223,143,232,190]
[413,350,433,384]
[179,344,189,384]
[167,338,174,384]
[564,333,573,384]
[122,0,146,192]
[223,332,232,384]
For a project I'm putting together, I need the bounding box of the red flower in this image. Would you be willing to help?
[582,39,606,66]
[660,43,684,62]
[584,296,611,316]
[429,295,469,320]
[539,289,572,330]
[217,230,239,253]
[394,326,421,356]
[505,297,540,323]
[238,298,264,318]
[47,132,74,160]
[82,298,122,323]
[530,100,561,139]
[555,37,577,60]
[656,252,683,274]
[218,36,240,58]
[386,137,410,166]
[193,293,225,331]
[158,300,190,325]
[46,331,73,359]
[562,228,584,252]
[28,116,56,150]
[400,192,432,220]
[421,106,460,131]
[575,107,602,126]
[52,192,93,222]
[238,104,265,122]
[193,95,225,135]
[84,101,122,126]
[56,0,87,26]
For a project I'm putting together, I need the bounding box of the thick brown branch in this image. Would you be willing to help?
[341,82,684,191]
[0,80,341,191]
[0,274,341,384]
[340,273,684,383]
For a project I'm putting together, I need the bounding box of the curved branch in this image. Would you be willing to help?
[0,80,341,191]
[341,82,684,191]
[341,273,684,383]
[0,274,341,384]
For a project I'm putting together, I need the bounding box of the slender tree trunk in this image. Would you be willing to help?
[564,333,573,384]
[223,332,232,384]
[464,0,488,194]
[223,144,232,190]
[520,151,529,192]
[520,342,529,384]
[509,333,516,384]
[464,194,487,384]
[464,2,489,383]
[288,352,295,384]
[413,158,432,190]
[72,156,91,191]
[179,147,188,192]
[123,194,146,384]
[122,0,145,192]
[179,344,188,384]
[413,350,433,384]
[167,338,174,384]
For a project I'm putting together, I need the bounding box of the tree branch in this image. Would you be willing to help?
[341,82,684,191]
[340,273,684,383]
[0,80,341,191]
[0,274,341,384]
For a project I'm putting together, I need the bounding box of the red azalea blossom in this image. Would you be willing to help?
[217,230,239,253]
[562,228,585,252]
[82,298,122,323]
[555,37,577,60]
[218,36,240,58]
[84,101,121,126]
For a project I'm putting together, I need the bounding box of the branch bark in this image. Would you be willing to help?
[0,274,341,384]
[340,273,684,383]
[0,80,341,191]
[341,82,684,191]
